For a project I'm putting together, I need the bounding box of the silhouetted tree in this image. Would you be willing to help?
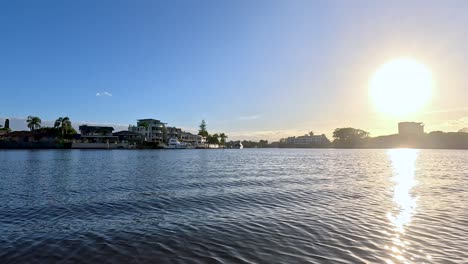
[4,119,9,130]
[333,127,369,147]
[27,116,42,131]
[219,133,227,145]
[259,139,269,147]
[198,120,208,137]
[54,117,72,136]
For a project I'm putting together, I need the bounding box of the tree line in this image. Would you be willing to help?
[23,116,77,138]
[198,120,228,145]
[223,127,468,149]
[330,127,468,149]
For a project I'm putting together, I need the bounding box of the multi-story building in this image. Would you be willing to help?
[285,134,330,145]
[398,122,424,136]
[129,119,166,143]
[166,126,182,140]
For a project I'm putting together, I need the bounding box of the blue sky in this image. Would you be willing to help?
[1,1,468,140]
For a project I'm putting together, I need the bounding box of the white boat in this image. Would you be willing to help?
[232,142,243,149]
[165,137,187,149]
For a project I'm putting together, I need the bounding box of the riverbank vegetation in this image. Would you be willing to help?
[2,117,468,149]
[198,120,228,146]
[0,119,11,133]
[232,127,468,149]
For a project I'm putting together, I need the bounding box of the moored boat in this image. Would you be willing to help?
[232,142,243,149]
[165,137,187,149]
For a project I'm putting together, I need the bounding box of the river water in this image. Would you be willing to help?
[0,149,467,263]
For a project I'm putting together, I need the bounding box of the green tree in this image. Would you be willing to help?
[140,121,149,129]
[259,139,268,147]
[54,117,72,136]
[4,119,9,130]
[207,133,219,144]
[27,116,42,131]
[333,127,369,147]
[219,133,227,145]
[198,120,209,137]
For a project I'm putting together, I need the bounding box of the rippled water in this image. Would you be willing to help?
[0,149,467,263]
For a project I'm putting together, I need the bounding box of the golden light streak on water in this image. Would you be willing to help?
[388,149,418,232]
[386,149,432,263]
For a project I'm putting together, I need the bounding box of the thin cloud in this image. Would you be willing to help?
[96,91,112,97]
[227,128,310,141]
[441,117,468,126]
[238,114,262,121]
[426,107,468,114]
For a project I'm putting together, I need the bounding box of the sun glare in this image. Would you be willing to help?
[369,58,433,117]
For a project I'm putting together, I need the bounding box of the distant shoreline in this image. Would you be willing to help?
[1,146,468,150]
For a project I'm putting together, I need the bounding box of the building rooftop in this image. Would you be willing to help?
[137,119,162,122]
[398,122,424,126]
[79,125,114,131]
[5,131,34,137]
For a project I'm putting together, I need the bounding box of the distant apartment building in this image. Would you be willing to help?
[398,122,424,136]
[129,119,166,143]
[285,134,330,145]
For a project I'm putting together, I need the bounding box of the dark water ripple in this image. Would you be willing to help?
[0,149,467,263]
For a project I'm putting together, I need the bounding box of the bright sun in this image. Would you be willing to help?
[369,58,433,117]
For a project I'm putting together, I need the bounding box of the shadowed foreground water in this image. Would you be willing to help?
[0,149,467,263]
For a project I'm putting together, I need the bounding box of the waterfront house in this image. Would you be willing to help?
[129,119,166,143]
[78,125,116,142]
[72,125,129,149]
[3,131,35,143]
[0,131,59,149]
[180,131,206,145]
[167,126,182,141]
[113,130,143,145]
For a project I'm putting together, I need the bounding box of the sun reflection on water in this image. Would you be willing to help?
[387,149,418,232]
[385,149,430,263]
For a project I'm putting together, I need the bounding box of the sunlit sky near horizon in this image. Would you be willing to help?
[1,0,468,141]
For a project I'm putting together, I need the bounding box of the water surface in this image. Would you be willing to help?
[0,149,467,263]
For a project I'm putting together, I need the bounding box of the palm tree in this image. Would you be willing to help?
[219,133,228,145]
[54,117,72,136]
[27,116,42,131]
